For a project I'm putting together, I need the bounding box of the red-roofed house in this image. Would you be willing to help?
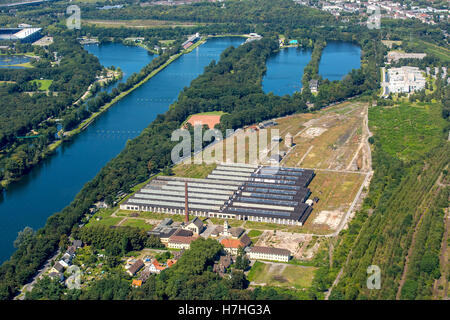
[149,260,167,274]
[167,259,177,267]
[221,235,251,255]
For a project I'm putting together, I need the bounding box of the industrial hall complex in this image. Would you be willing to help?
[121,163,315,226]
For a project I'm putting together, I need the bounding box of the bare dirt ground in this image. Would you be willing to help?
[313,210,344,230]
[255,230,320,260]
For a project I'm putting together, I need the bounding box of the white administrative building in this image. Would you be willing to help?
[386,66,426,94]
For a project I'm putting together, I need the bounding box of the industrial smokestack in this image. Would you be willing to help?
[184,182,189,223]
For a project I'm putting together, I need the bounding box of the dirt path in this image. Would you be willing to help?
[296,145,314,166]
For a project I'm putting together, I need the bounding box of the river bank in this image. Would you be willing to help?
[0,37,212,189]
[0,37,246,264]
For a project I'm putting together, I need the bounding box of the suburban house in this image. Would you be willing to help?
[167,259,177,267]
[73,240,82,249]
[127,259,144,276]
[48,271,64,281]
[50,262,65,274]
[213,254,233,276]
[132,279,143,287]
[149,260,167,274]
[248,246,291,262]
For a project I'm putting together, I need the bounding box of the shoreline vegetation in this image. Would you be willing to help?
[0,35,242,189]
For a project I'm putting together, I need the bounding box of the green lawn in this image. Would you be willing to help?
[248,261,316,289]
[118,209,185,222]
[86,208,121,227]
[88,216,122,227]
[120,219,154,231]
[29,79,53,91]
[247,230,263,238]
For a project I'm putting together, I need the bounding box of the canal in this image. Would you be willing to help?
[0,37,244,263]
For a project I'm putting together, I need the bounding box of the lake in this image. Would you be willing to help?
[262,47,312,96]
[0,37,244,263]
[318,41,361,81]
[0,55,31,69]
[262,41,361,96]
[84,43,154,92]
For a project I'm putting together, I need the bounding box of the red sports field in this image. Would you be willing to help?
[186,114,222,129]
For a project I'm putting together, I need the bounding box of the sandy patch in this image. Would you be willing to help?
[313,210,344,229]
[256,230,313,259]
[302,127,327,138]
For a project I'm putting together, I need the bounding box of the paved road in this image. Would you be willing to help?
[14,248,60,300]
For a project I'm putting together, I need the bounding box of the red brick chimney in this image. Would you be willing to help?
[184,182,189,223]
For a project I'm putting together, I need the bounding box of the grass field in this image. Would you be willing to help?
[412,40,450,62]
[247,230,263,238]
[29,79,52,91]
[369,102,447,162]
[117,209,186,223]
[172,162,217,179]
[248,261,316,289]
[120,218,154,231]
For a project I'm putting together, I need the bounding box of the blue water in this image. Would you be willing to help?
[262,47,312,96]
[318,41,361,81]
[262,42,361,96]
[0,37,244,263]
[0,55,31,69]
[84,43,154,92]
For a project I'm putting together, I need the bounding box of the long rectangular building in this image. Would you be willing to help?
[120,163,315,226]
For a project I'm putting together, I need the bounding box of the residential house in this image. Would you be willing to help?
[48,271,64,281]
[50,262,65,274]
[213,254,233,275]
[149,260,167,274]
[73,240,82,249]
[127,259,144,276]
[132,279,143,287]
[167,259,177,267]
